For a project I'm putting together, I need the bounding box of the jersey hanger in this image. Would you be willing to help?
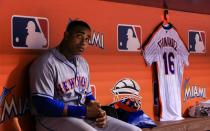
[162,9,169,26]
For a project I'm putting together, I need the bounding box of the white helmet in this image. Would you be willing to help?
[112,78,140,97]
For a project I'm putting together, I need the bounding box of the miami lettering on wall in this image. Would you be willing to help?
[184,78,206,101]
[0,86,30,123]
[89,31,104,49]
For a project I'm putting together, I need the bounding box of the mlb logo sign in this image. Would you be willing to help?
[188,30,206,53]
[117,24,141,51]
[11,15,49,49]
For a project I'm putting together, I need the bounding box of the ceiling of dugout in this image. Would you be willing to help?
[103,0,210,15]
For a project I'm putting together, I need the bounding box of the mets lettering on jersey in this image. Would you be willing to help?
[188,30,206,53]
[117,24,141,51]
[143,24,189,121]
[11,15,49,49]
[57,76,88,95]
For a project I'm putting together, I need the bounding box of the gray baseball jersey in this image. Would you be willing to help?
[30,48,92,110]
[143,25,189,121]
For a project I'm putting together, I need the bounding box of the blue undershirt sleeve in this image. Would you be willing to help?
[32,96,86,117]
[86,94,95,101]
[67,105,86,117]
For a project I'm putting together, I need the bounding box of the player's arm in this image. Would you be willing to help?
[32,95,86,117]
[32,95,101,118]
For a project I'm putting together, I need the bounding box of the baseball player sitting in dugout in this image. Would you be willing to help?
[29,20,141,131]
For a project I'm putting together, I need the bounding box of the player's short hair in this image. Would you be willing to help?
[66,20,91,33]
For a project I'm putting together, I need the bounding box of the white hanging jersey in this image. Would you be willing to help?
[143,24,189,121]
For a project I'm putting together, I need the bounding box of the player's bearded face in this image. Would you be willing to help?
[68,28,91,55]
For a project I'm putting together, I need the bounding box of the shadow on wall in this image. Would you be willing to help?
[0,56,36,131]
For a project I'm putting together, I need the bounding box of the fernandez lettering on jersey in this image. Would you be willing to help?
[158,37,177,51]
[12,15,49,49]
[57,76,88,94]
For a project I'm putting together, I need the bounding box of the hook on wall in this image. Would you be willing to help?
[162,9,169,24]
[163,9,168,21]
[162,0,169,22]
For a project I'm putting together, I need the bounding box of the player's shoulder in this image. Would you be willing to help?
[76,55,87,62]
[76,55,89,69]
[30,49,55,69]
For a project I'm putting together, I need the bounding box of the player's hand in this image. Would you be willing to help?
[86,101,101,118]
[96,109,107,128]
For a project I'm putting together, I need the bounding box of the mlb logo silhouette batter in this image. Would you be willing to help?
[12,15,49,49]
[117,24,141,51]
[188,30,206,53]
